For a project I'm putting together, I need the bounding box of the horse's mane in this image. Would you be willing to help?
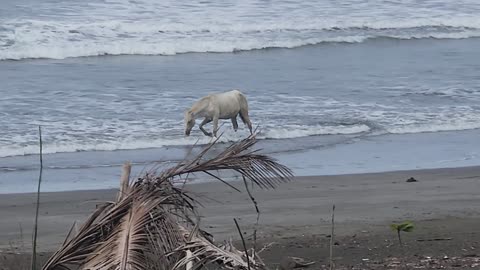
[189,96,211,114]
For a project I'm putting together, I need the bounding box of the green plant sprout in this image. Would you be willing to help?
[390,221,415,247]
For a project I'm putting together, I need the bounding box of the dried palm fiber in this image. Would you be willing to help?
[42,134,293,270]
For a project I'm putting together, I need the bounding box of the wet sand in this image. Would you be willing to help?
[1,166,480,268]
[4,128,480,195]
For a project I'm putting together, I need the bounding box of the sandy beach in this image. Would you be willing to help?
[3,0,480,269]
[2,165,480,269]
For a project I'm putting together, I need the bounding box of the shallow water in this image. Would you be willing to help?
[2,38,480,158]
[2,0,480,193]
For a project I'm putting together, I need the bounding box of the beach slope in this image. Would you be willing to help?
[1,166,480,268]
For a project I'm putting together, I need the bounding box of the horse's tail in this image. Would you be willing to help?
[236,91,253,134]
[236,91,249,110]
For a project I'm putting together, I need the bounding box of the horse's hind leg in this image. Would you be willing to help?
[199,118,213,137]
[239,109,253,134]
[231,116,238,132]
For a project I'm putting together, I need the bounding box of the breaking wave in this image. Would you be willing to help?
[0,124,370,157]
[2,21,480,60]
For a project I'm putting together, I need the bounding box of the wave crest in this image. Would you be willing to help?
[2,20,480,60]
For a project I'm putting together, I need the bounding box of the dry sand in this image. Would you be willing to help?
[1,166,480,269]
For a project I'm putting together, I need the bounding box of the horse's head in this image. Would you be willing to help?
[184,110,195,136]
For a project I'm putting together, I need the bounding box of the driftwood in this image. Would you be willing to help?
[42,134,293,270]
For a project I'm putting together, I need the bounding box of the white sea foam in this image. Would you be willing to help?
[387,121,480,134]
[3,90,480,158]
[261,124,370,139]
[400,87,480,98]
[0,124,371,157]
[0,35,370,60]
[2,0,480,60]
[9,118,477,158]
[2,28,480,60]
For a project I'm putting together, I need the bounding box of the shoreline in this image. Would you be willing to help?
[1,163,480,196]
[2,128,480,194]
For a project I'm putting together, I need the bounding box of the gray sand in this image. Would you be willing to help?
[1,166,480,252]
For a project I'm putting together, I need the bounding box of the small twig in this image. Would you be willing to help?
[31,126,43,270]
[243,176,260,254]
[186,249,193,270]
[417,238,452,242]
[329,204,335,270]
[117,162,131,201]
[234,218,251,270]
[257,242,277,254]
[62,221,77,246]
[180,138,201,190]
[181,172,191,190]
[397,230,403,247]
[396,229,407,270]
[203,170,241,192]
[19,223,28,270]
[19,222,25,251]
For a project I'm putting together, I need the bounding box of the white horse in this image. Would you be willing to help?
[184,89,253,137]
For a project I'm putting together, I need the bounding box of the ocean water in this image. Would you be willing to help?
[2,0,480,193]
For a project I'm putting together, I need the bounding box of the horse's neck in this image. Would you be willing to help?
[190,98,210,117]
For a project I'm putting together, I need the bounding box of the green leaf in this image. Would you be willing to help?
[390,221,414,232]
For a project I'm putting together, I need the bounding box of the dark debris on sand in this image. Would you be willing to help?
[256,224,480,270]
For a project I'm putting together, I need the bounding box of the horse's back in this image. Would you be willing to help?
[209,89,247,117]
[224,89,247,103]
[229,89,243,96]
[215,89,242,97]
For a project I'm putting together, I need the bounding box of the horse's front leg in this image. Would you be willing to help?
[199,118,213,137]
[212,115,219,137]
[231,116,238,132]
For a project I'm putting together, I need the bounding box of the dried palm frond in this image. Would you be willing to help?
[81,194,166,270]
[145,211,186,270]
[42,134,292,270]
[169,227,264,270]
[42,202,115,269]
[153,134,293,189]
